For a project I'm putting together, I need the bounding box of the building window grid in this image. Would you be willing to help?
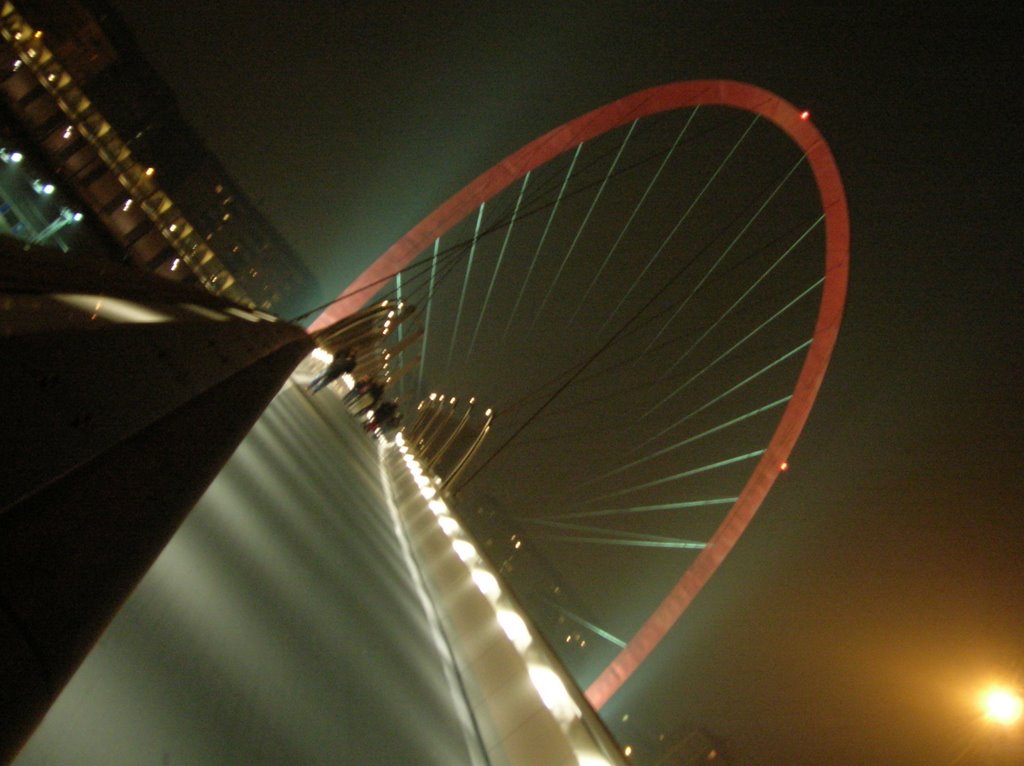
[0,1,251,305]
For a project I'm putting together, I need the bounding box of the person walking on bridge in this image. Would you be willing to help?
[307,349,356,394]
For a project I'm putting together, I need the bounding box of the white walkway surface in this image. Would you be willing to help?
[15,378,483,765]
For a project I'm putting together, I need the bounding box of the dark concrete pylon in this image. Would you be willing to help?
[0,240,313,761]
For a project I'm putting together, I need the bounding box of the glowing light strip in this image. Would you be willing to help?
[393,448,597,735]
[224,307,261,323]
[44,294,267,326]
[180,303,231,322]
[376,443,488,764]
[51,294,172,323]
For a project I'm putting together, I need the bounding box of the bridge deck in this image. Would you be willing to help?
[15,377,485,765]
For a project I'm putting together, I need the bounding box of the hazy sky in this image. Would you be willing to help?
[104,2,1022,763]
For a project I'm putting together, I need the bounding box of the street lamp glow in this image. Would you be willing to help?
[981,686,1023,726]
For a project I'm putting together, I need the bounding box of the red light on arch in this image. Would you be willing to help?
[311,82,849,712]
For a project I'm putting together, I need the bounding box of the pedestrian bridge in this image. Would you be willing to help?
[2,78,849,764]
[11,364,624,766]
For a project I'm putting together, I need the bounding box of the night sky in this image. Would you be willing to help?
[106,2,1021,763]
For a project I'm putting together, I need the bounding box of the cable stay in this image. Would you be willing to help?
[414,238,440,401]
[519,517,706,550]
[446,203,486,370]
[503,143,584,341]
[581,395,791,490]
[642,151,808,356]
[453,234,706,492]
[394,270,404,396]
[530,535,707,551]
[571,110,699,324]
[662,213,823,381]
[588,448,766,503]
[453,177,779,492]
[598,113,761,336]
[467,173,531,360]
[481,201,804,425]
[538,596,627,649]
[517,212,825,428]
[499,299,768,426]
[640,276,824,421]
[633,338,812,452]
[533,120,639,326]
[545,497,738,521]
[291,110,748,325]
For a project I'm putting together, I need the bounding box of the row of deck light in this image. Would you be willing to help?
[392,434,617,766]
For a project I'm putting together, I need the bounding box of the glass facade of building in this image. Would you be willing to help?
[0,0,318,316]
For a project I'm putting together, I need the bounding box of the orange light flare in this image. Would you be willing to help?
[799,110,811,121]
[779,461,789,472]
[981,685,1024,726]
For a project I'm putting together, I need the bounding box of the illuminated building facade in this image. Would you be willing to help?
[0,0,318,316]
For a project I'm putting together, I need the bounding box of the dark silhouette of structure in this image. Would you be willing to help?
[0,237,312,759]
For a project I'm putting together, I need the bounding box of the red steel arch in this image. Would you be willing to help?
[311,81,850,711]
